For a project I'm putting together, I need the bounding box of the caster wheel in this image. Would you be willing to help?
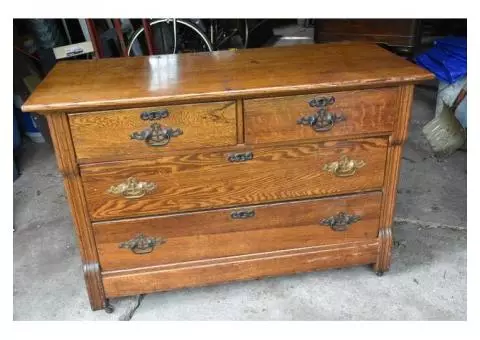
[376,271,384,277]
[105,304,114,314]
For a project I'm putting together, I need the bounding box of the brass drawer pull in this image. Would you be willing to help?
[140,109,169,120]
[320,212,361,232]
[130,122,183,147]
[323,155,365,177]
[297,96,345,132]
[227,151,253,162]
[231,210,255,219]
[107,177,156,199]
[119,233,166,255]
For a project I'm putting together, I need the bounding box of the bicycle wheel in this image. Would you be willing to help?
[127,19,213,56]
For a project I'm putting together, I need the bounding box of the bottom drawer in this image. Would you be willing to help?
[94,192,382,272]
[103,240,379,297]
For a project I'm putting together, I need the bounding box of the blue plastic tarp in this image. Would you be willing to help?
[415,36,467,84]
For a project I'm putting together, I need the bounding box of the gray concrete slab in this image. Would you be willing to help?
[396,88,467,229]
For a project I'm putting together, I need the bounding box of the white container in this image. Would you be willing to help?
[434,77,467,128]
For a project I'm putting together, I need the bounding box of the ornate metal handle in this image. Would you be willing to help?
[227,152,253,162]
[140,109,169,121]
[297,96,345,132]
[107,177,156,199]
[119,233,166,255]
[231,209,256,219]
[323,155,365,177]
[130,122,183,147]
[320,212,361,231]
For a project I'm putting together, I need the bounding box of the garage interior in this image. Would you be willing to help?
[13,19,467,320]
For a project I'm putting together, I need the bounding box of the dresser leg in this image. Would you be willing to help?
[104,300,114,314]
[83,263,108,311]
[372,85,415,277]
[373,227,393,274]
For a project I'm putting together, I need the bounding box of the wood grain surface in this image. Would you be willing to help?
[94,191,382,239]
[69,101,237,163]
[102,240,379,297]
[94,192,382,271]
[22,42,434,113]
[244,87,397,144]
[81,138,388,221]
[374,84,415,273]
[19,43,433,307]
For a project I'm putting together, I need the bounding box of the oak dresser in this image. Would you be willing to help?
[22,42,434,312]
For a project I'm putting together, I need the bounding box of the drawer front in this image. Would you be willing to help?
[244,88,398,144]
[94,192,382,271]
[69,101,237,162]
[82,138,388,221]
[103,241,379,297]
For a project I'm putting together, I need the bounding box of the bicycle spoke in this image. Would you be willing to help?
[127,19,214,56]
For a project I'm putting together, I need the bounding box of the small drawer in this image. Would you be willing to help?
[81,137,388,221]
[94,192,382,272]
[244,88,398,144]
[69,101,237,163]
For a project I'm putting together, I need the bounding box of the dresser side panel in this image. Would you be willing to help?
[375,84,415,272]
[45,113,106,311]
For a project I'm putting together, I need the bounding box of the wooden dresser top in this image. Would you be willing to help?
[22,42,433,113]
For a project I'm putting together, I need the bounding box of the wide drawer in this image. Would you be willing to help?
[244,88,398,144]
[103,241,380,297]
[94,192,382,272]
[81,138,388,220]
[69,101,237,163]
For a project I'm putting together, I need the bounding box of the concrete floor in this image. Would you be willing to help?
[13,25,466,320]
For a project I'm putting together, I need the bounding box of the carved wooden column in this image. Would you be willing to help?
[46,113,107,311]
[374,84,414,274]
